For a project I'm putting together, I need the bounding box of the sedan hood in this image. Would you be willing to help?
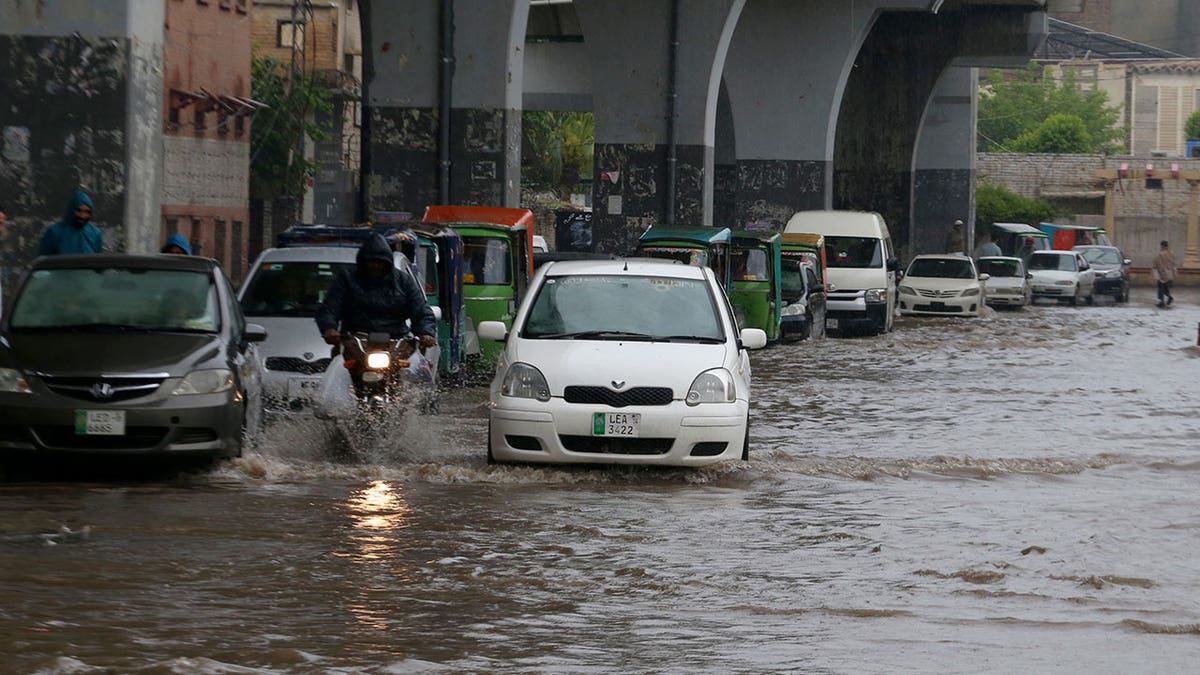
[511,339,730,397]
[904,277,977,292]
[1,332,221,376]
[984,278,1026,290]
[245,317,328,360]
[1029,270,1075,283]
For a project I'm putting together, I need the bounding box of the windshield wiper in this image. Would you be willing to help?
[652,335,724,344]
[535,330,654,341]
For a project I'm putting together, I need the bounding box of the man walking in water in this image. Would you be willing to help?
[1153,240,1176,308]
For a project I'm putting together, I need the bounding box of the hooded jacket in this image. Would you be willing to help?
[38,190,103,255]
[315,234,438,338]
[161,232,192,255]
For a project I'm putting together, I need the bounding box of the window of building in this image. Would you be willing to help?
[217,112,229,136]
[232,221,244,284]
[235,0,247,14]
[235,114,246,137]
[194,109,206,135]
[278,21,305,48]
[215,220,227,269]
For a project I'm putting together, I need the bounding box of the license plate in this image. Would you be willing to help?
[826,318,839,330]
[931,301,946,310]
[74,410,125,436]
[287,377,320,398]
[593,412,640,437]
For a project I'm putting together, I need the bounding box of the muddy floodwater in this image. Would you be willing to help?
[3,289,1200,673]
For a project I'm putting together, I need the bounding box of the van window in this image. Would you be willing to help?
[825,236,882,269]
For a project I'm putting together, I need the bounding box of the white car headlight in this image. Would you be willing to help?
[899,285,916,296]
[1055,280,1074,286]
[0,367,32,394]
[500,362,551,402]
[961,287,980,297]
[781,303,806,316]
[686,368,735,406]
[366,351,390,369]
[864,288,887,303]
[172,369,234,395]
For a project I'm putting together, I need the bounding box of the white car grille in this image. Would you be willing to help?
[917,288,960,298]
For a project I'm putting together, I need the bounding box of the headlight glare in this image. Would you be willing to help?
[172,369,234,395]
[366,351,390,369]
[0,367,31,394]
[686,368,735,406]
[501,362,551,402]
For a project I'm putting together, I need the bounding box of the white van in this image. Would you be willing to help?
[783,210,898,335]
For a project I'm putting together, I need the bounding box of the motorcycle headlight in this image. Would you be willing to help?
[961,287,980,297]
[686,368,735,406]
[366,351,390,370]
[864,288,887,303]
[0,367,31,394]
[172,369,234,395]
[899,285,916,296]
[781,303,805,316]
[501,362,551,402]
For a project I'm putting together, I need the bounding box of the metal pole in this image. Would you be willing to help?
[664,0,680,225]
[438,0,455,204]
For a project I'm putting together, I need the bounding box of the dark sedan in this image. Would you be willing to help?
[1074,245,1131,302]
[0,254,266,460]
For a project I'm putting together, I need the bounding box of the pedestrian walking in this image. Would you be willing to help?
[972,232,1002,260]
[38,189,102,255]
[945,219,965,255]
[1152,239,1176,308]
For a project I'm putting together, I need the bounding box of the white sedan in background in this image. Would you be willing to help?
[479,258,767,467]
[898,254,988,317]
[1028,250,1096,306]
[978,256,1032,308]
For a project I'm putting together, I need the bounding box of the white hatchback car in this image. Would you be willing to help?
[479,258,767,467]
[898,254,988,317]
[978,256,1032,308]
[1028,250,1096,306]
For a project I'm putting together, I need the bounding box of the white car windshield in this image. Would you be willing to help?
[241,261,354,317]
[907,257,975,279]
[978,259,1022,277]
[11,268,219,333]
[1029,255,1076,272]
[522,274,724,342]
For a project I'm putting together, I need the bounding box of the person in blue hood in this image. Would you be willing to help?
[316,233,437,348]
[161,232,192,255]
[39,189,103,255]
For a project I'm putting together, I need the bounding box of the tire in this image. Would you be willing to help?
[740,415,750,461]
[1085,291,1095,306]
[486,419,497,465]
[1117,283,1129,303]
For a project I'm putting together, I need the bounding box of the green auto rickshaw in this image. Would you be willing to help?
[729,230,782,341]
[636,226,732,290]
[421,206,535,368]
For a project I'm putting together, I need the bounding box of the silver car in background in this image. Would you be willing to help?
[978,256,1032,308]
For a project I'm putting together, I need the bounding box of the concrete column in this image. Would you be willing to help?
[363,0,527,215]
[910,66,977,257]
[575,0,743,254]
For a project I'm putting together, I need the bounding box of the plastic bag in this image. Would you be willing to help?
[312,354,358,420]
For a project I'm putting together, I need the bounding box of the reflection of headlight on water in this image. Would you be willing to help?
[348,480,409,531]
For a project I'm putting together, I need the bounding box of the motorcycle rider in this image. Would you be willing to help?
[316,233,438,352]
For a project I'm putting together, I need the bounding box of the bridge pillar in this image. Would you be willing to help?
[575,0,743,254]
[911,66,978,256]
[363,0,527,215]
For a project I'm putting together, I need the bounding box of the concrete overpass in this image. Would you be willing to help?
[362,0,1047,257]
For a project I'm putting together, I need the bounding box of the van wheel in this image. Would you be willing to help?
[740,415,750,461]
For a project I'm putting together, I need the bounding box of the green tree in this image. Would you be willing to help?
[522,111,594,189]
[1185,110,1200,141]
[975,182,1057,231]
[978,63,1122,154]
[250,54,334,201]
[1008,114,1092,153]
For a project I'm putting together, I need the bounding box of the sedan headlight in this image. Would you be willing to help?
[961,287,980,297]
[899,285,916,296]
[1055,280,1074,286]
[686,368,735,405]
[172,369,234,395]
[864,288,887,303]
[366,351,390,370]
[500,362,551,402]
[780,303,806,316]
[0,367,31,394]
[1106,269,1122,279]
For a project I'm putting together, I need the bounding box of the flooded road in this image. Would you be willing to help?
[3,288,1200,673]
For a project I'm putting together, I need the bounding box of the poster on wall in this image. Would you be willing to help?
[555,211,593,252]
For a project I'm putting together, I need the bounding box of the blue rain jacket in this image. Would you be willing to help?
[38,190,103,255]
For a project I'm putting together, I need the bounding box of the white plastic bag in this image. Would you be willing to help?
[312,354,358,420]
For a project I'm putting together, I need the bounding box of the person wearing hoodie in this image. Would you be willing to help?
[38,189,103,255]
[315,233,437,348]
[161,232,192,255]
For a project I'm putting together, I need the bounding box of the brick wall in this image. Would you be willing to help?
[251,1,341,73]
[1048,0,1111,32]
[163,0,252,283]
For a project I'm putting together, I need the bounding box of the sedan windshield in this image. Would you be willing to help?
[1029,254,1077,272]
[11,268,219,332]
[241,261,354,317]
[977,259,1022,277]
[1079,248,1122,265]
[906,257,975,279]
[523,275,724,341]
[826,236,881,269]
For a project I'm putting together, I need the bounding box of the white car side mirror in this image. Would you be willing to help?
[978,273,990,281]
[478,321,508,342]
[740,328,767,350]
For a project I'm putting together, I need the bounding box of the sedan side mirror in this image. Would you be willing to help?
[244,323,268,343]
[1123,258,1132,266]
[478,320,508,342]
[740,328,768,350]
[978,273,990,281]
[1026,272,1033,279]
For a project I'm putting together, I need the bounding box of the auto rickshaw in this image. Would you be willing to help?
[990,222,1050,262]
[405,221,471,379]
[1038,222,1112,250]
[636,226,732,290]
[728,231,782,340]
[779,232,828,340]
[421,206,535,367]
